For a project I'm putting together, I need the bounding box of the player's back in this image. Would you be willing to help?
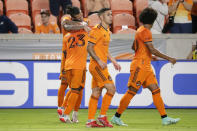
[132,26,152,66]
[63,30,88,70]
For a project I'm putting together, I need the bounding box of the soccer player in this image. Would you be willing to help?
[86,8,121,128]
[57,6,90,123]
[111,7,180,126]
[57,7,89,122]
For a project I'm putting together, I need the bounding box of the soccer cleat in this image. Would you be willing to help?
[71,111,79,123]
[162,117,180,125]
[57,108,64,117]
[59,116,73,123]
[97,116,113,128]
[86,120,104,128]
[111,116,128,126]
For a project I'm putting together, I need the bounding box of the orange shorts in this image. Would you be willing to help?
[127,65,158,90]
[63,69,86,89]
[89,63,114,88]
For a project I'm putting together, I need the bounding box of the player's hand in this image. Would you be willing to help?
[169,58,176,65]
[59,70,66,80]
[98,60,107,70]
[113,62,121,71]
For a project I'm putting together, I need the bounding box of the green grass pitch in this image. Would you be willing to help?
[0,109,196,131]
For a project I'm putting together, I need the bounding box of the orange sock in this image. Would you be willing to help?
[152,89,166,116]
[74,89,83,111]
[117,90,136,114]
[57,81,68,107]
[64,90,79,115]
[62,89,71,108]
[88,95,99,119]
[100,92,113,116]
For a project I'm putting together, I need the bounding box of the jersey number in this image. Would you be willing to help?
[68,34,85,49]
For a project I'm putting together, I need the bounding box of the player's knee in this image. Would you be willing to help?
[107,87,116,95]
[151,88,160,95]
[92,87,102,98]
[71,86,83,93]
[147,84,159,92]
[105,83,116,95]
[127,86,138,96]
[92,91,101,98]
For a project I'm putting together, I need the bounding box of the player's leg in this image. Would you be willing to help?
[72,87,83,123]
[57,73,68,117]
[87,86,104,127]
[96,83,114,127]
[58,88,71,118]
[146,72,180,125]
[60,70,83,123]
[86,65,109,128]
[89,68,114,127]
[111,85,137,126]
[111,66,143,126]
[58,78,68,108]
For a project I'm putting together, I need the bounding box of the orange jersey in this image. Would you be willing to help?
[60,16,89,74]
[35,22,60,34]
[61,30,88,70]
[89,24,111,65]
[132,26,152,69]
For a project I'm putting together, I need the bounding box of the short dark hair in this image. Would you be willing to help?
[139,7,157,25]
[67,6,80,18]
[98,8,111,16]
[40,9,50,16]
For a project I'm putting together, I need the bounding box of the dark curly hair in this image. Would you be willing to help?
[66,6,80,18]
[139,7,158,25]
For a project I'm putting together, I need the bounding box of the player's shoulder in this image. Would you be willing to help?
[137,26,151,35]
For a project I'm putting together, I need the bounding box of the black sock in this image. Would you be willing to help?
[115,112,121,118]
[161,114,167,119]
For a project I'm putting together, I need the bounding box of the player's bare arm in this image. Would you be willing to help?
[146,42,176,64]
[87,42,107,69]
[62,19,88,31]
[107,53,121,71]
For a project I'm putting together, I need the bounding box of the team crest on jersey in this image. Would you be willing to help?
[136,81,141,87]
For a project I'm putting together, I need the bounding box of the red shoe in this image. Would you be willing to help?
[57,109,63,116]
[97,116,113,128]
[86,121,104,128]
